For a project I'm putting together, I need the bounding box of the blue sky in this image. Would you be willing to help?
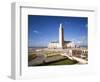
[28,15,88,47]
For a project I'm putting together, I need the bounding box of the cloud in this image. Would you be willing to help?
[33,30,39,34]
[76,41,83,44]
[71,36,87,46]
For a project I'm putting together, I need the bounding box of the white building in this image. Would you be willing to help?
[48,24,76,49]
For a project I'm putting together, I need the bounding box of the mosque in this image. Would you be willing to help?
[48,24,76,49]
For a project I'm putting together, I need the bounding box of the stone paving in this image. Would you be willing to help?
[28,53,67,66]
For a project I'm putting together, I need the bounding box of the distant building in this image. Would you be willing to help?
[48,24,76,49]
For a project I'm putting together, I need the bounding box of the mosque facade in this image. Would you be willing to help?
[48,24,76,49]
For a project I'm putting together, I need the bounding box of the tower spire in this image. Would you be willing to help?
[59,23,64,49]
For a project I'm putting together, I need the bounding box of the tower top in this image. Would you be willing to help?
[60,23,63,28]
[59,23,64,30]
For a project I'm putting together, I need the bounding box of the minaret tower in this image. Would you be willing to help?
[59,23,64,49]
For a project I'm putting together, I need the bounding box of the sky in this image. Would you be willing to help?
[28,15,88,47]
